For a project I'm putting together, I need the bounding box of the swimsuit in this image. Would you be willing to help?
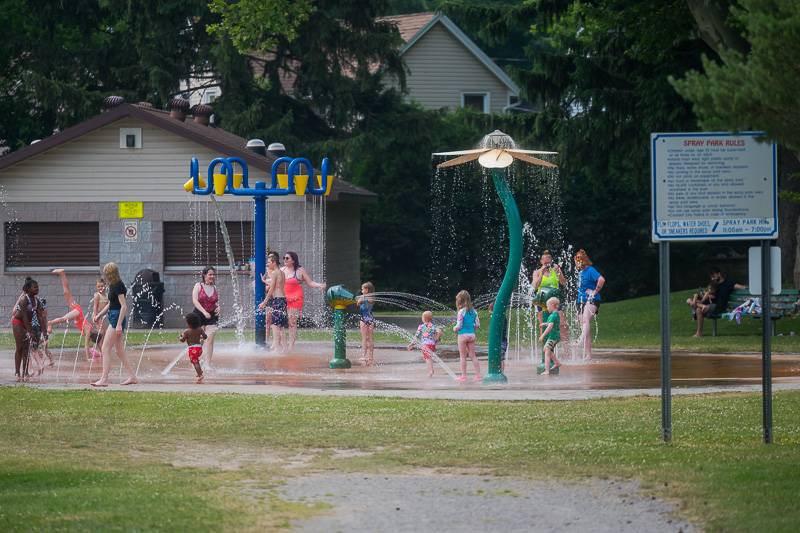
[70,303,87,331]
[268,297,288,328]
[456,308,478,335]
[195,283,219,326]
[414,323,438,361]
[284,270,304,311]
[359,300,374,325]
[187,345,203,364]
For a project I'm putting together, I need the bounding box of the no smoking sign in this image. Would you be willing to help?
[123,220,139,242]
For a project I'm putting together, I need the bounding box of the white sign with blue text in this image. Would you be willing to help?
[651,132,777,242]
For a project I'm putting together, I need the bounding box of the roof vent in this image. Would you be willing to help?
[191,104,213,126]
[102,95,125,111]
[246,139,267,157]
[169,97,190,122]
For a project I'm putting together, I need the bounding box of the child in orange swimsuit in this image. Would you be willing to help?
[49,269,97,360]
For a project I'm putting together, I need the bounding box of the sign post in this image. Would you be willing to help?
[651,131,777,443]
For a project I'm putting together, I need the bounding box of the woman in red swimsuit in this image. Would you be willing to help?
[191,266,220,366]
[281,251,326,352]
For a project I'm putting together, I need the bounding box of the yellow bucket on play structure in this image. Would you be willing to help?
[293,174,309,196]
[316,174,334,196]
[277,173,289,189]
[183,176,207,192]
[232,173,243,189]
[212,173,227,196]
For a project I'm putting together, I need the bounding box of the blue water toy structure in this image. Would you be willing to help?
[185,154,332,345]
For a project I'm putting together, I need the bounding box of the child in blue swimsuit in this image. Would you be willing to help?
[357,282,375,366]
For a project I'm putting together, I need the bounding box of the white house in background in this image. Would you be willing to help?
[181,12,521,115]
[380,12,520,114]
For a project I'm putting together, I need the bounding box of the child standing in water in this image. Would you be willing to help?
[89,277,108,359]
[453,290,481,383]
[539,297,562,375]
[180,313,207,384]
[408,310,440,377]
[357,282,375,366]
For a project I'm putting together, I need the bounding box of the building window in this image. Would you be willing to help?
[5,222,99,268]
[164,221,253,268]
[462,93,489,113]
[203,89,219,104]
[119,127,142,149]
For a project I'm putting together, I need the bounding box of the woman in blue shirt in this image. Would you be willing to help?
[575,249,605,360]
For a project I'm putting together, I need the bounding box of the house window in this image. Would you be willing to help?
[462,93,489,113]
[119,127,142,149]
[164,221,253,268]
[203,89,219,104]
[5,222,99,268]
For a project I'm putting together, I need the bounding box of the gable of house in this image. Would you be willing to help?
[381,13,520,114]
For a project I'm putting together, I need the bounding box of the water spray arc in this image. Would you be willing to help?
[434,130,558,384]
[185,153,332,345]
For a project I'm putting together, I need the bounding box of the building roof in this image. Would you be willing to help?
[0,103,376,202]
[380,12,520,95]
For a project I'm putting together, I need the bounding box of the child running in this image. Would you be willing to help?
[357,282,375,366]
[48,269,99,361]
[408,310,440,377]
[453,290,481,383]
[539,297,562,375]
[180,313,208,384]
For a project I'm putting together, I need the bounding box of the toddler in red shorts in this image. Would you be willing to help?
[180,313,207,384]
[408,311,441,377]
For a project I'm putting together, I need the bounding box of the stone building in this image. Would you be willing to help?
[0,98,374,327]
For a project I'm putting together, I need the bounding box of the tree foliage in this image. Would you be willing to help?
[672,0,800,154]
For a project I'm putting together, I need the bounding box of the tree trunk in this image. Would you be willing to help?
[685,0,749,56]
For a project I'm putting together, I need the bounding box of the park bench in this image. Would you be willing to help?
[709,289,800,336]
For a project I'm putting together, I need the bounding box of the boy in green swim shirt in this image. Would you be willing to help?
[539,297,562,375]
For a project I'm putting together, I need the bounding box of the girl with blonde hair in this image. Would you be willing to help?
[453,290,481,382]
[91,262,137,386]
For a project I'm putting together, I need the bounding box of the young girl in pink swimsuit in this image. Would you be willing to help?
[281,251,325,351]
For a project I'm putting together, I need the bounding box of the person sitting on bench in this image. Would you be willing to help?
[687,267,746,337]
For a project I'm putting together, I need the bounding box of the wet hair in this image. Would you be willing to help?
[422,310,433,322]
[362,281,375,294]
[268,252,280,263]
[22,276,38,292]
[455,290,473,311]
[546,296,560,308]
[103,262,121,284]
[96,277,106,286]
[285,251,300,268]
[541,249,552,258]
[574,249,592,267]
[201,266,216,282]
[185,312,201,329]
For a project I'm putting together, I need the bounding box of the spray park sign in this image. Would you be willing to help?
[651,132,777,241]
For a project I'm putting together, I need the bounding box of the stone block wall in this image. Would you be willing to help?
[0,198,357,329]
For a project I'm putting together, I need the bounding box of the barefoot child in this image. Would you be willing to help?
[408,311,440,377]
[357,282,375,366]
[180,312,207,383]
[539,297,562,375]
[258,252,287,352]
[453,290,481,383]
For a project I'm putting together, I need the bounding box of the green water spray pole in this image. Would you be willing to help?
[484,168,521,384]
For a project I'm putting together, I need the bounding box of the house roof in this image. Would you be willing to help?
[0,103,376,202]
[381,12,520,95]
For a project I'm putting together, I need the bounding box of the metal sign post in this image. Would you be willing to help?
[651,131,777,443]
[761,240,773,443]
[659,241,671,442]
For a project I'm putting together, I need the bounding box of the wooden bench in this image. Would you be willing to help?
[709,289,800,336]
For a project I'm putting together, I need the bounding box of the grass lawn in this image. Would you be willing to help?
[0,388,798,531]
[4,289,799,353]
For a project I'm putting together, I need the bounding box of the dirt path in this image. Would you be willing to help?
[279,473,696,532]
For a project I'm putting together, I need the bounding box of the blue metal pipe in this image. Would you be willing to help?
[254,182,267,346]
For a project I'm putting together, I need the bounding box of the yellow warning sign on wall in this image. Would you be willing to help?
[118,201,144,219]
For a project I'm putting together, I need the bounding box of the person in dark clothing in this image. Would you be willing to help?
[687,267,746,337]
